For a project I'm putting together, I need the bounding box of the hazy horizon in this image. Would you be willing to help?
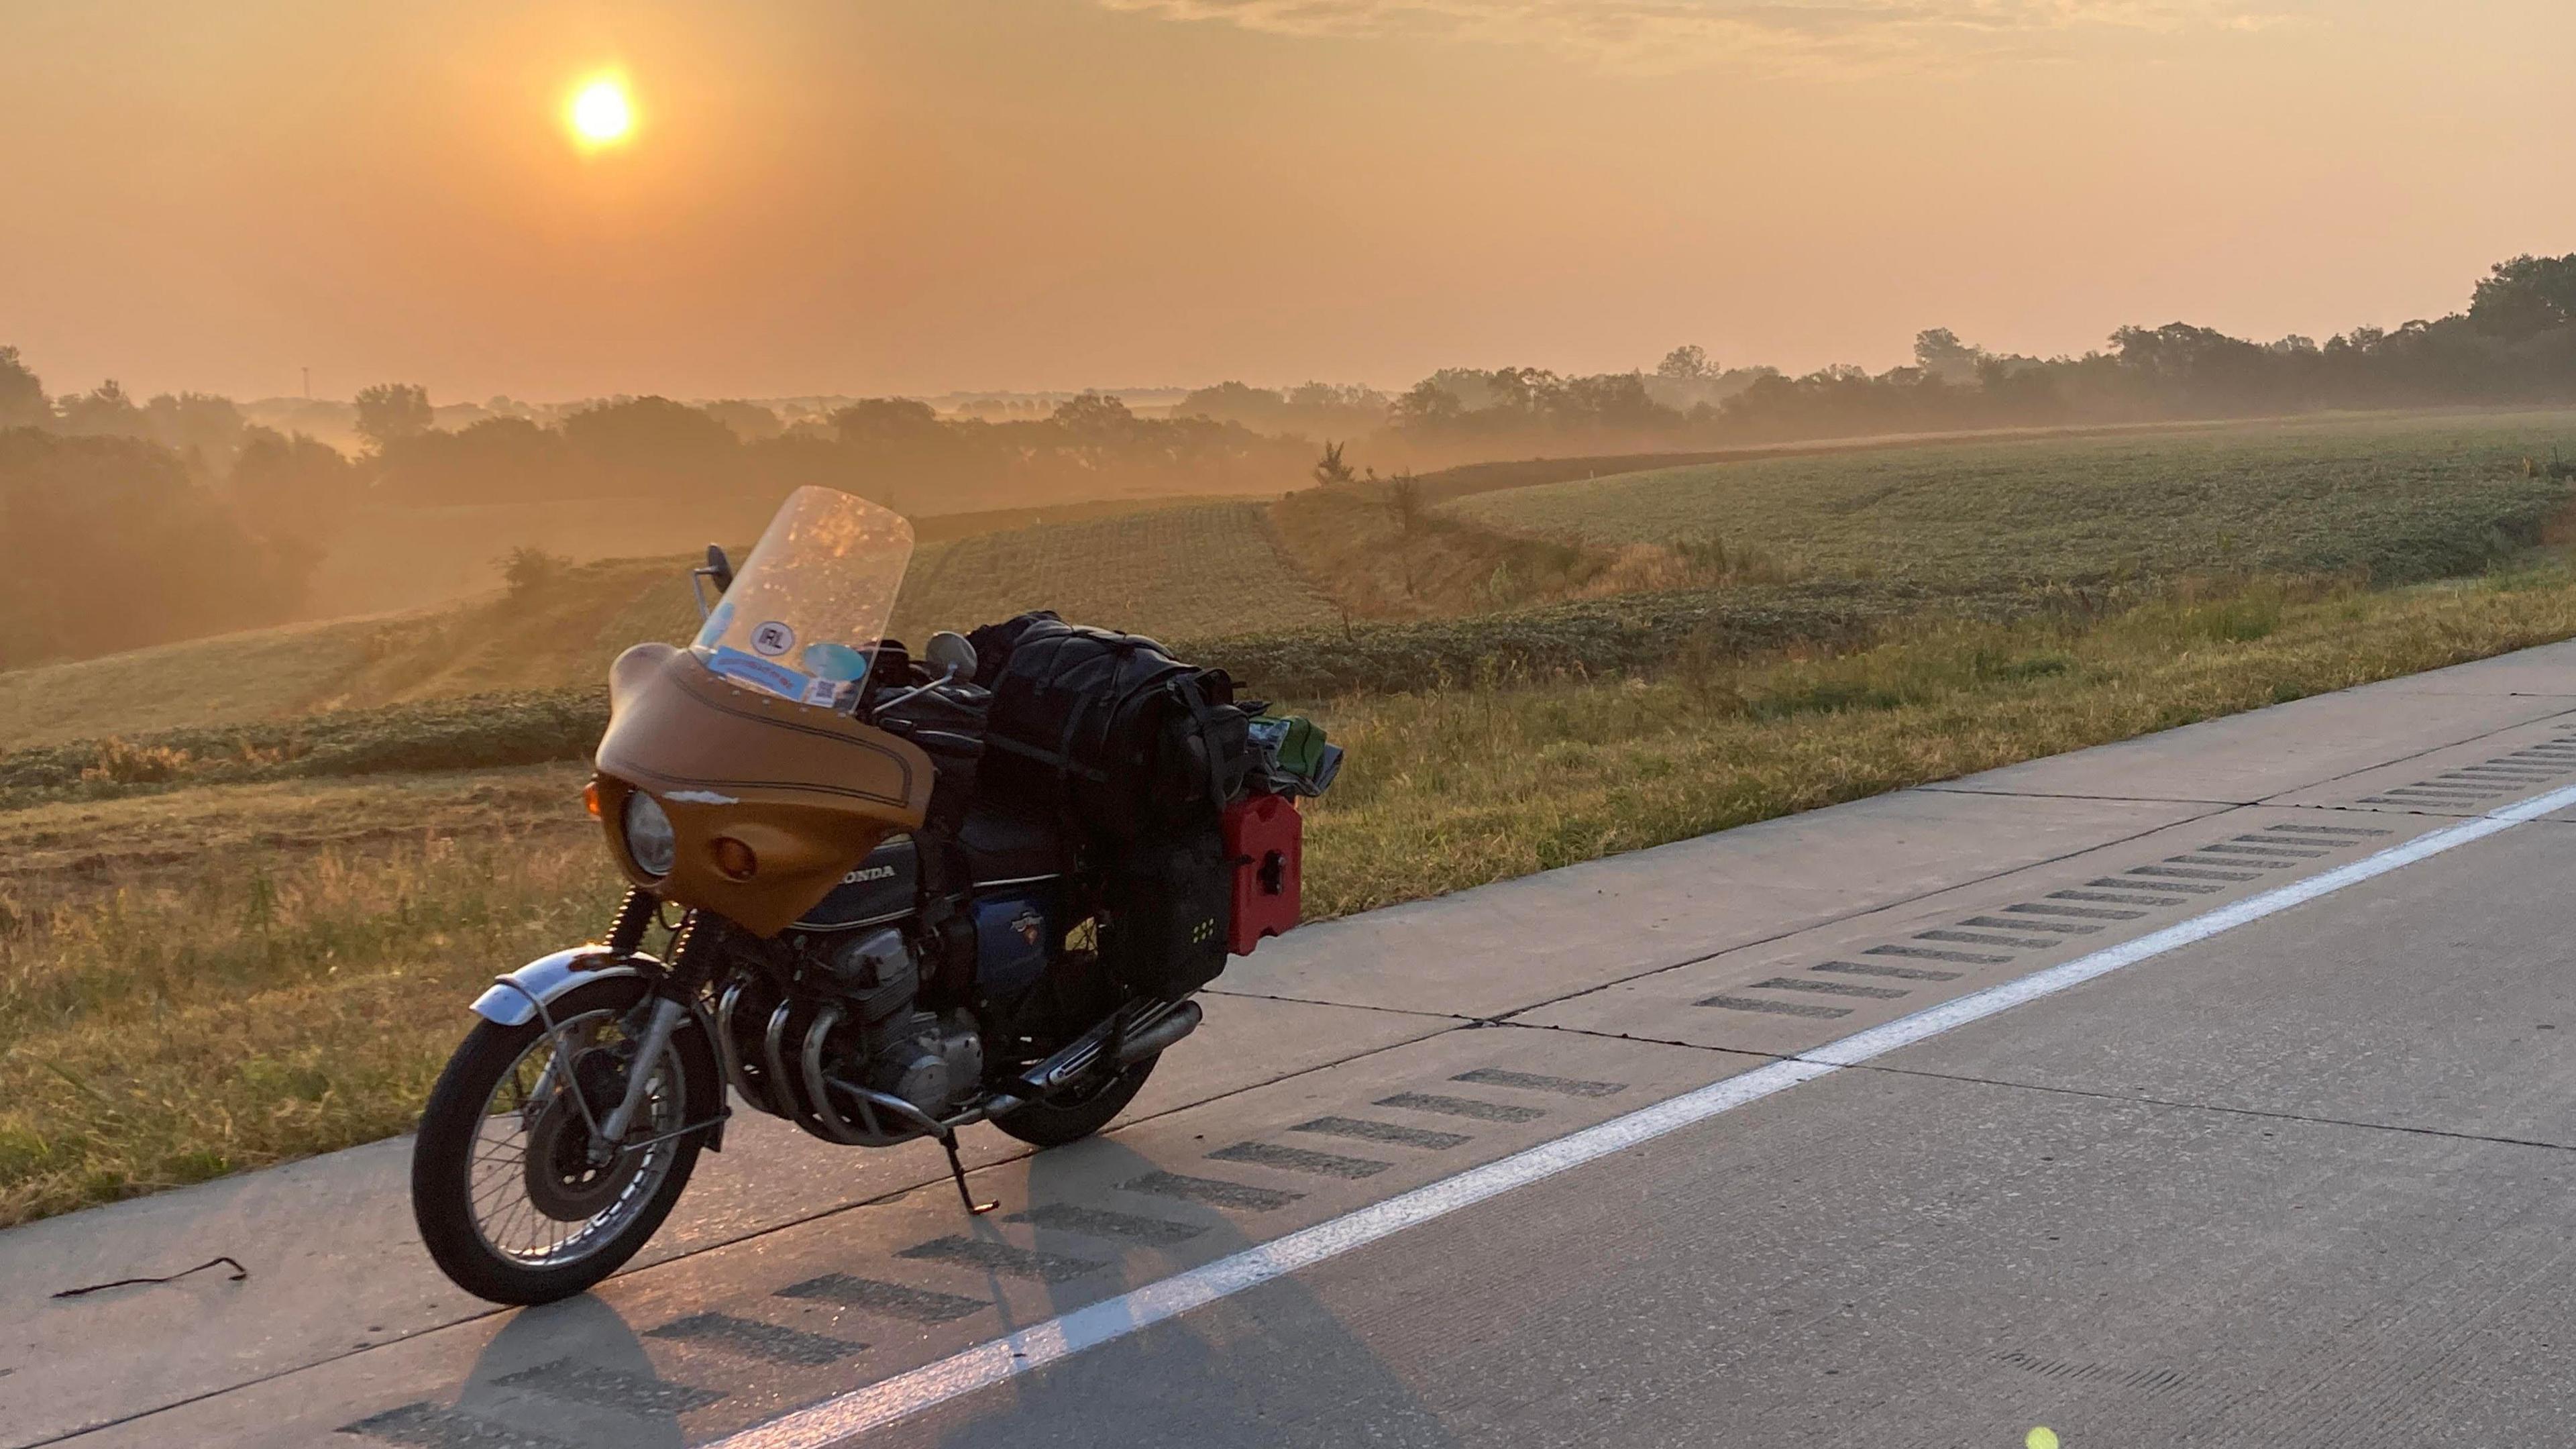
[6,0,2571,403]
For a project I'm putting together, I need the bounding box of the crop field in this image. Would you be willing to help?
[0,614,396,749]
[1454,410,2576,590]
[888,500,1337,639]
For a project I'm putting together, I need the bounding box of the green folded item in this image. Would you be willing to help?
[1247,714,1343,796]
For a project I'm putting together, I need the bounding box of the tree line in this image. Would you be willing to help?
[1336,253,2576,464]
[1,250,2569,667]
[0,361,1314,667]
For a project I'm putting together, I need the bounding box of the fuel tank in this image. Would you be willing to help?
[794,834,920,931]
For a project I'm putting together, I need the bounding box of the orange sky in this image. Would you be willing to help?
[3,1,2571,402]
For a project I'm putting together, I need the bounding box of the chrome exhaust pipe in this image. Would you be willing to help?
[802,1005,918,1147]
[714,980,775,1117]
[1115,998,1202,1065]
[984,998,1196,1116]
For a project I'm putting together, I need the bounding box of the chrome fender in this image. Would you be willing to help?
[470,947,661,1026]
[468,947,727,1152]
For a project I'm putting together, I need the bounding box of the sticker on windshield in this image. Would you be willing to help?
[802,676,847,709]
[750,620,797,657]
[705,646,810,702]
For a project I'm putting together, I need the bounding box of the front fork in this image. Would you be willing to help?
[585,890,703,1162]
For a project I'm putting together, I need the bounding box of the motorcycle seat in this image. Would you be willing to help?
[959,799,1068,885]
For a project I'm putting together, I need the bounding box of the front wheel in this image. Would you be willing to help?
[411,977,708,1305]
[989,1055,1158,1148]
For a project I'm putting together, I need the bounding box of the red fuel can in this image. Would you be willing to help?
[1221,792,1302,955]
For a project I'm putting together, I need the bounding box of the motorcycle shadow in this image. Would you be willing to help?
[920,1134,1464,1449]
[447,1293,691,1449]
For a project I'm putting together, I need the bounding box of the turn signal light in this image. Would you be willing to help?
[582,779,602,818]
[710,836,758,880]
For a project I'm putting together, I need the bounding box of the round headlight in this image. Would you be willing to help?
[621,791,677,878]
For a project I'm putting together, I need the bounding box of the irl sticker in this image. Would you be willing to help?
[751,621,797,657]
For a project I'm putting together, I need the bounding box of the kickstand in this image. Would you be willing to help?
[940,1130,997,1216]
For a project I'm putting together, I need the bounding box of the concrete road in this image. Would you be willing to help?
[10,641,2576,1448]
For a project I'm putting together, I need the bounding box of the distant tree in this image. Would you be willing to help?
[1312,439,1354,486]
[374,415,570,504]
[0,430,309,667]
[1049,392,1134,439]
[829,396,947,449]
[1390,378,1466,430]
[354,382,434,449]
[498,545,572,596]
[2469,254,2576,337]
[1558,372,1668,430]
[1913,328,1988,383]
[230,426,357,543]
[561,396,738,492]
[144,391,246,470]
[53,379,146,437]
[1383,474,1427,535]
[0,346,45,429]
[1657,345,1712,380]
[1421,368,1499,411]
[701,399,784,441]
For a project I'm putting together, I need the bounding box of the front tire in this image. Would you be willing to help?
[989,1055,1157,1148]
[411,977,708,1305]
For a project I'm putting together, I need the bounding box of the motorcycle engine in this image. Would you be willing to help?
[819,925,984,1119]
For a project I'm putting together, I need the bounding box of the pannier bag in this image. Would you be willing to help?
[1103,823,1232,998]
[966,611,1254,842]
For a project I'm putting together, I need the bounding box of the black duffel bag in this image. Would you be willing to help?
[966,611,1253,843]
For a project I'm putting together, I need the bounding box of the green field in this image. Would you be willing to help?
[891,500,1336,639]
[1453,410,2576,589]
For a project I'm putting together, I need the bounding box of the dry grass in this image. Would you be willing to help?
[9,566,2576,1224]
[1295,568,2576,914]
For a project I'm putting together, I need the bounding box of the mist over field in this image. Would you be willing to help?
[7,250,2576,669]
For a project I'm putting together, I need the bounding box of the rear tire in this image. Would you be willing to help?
[411,977,707,1305]
[989,1055,1157,1148]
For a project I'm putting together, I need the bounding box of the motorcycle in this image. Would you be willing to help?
[408,486,1334,1305]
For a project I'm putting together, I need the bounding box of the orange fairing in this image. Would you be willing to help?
[594,642,932,936]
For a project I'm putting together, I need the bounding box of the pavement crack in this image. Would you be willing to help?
[1197,988,1475,1022]
[1837,1060,2576,1155]
[1917,787,2257,806]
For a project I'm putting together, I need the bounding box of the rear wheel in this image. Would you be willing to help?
[411,977,707,1305]
[989,1055,1157,1148]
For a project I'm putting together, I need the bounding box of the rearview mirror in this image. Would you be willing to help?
[688,545,735,619]
[924,631,977,681]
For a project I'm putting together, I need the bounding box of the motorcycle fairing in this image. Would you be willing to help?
[596,642,933,936]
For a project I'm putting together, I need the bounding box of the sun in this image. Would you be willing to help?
[568,76,633,146]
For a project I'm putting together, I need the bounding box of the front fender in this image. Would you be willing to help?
[470,947,661,1026]
[466,946,727,1152]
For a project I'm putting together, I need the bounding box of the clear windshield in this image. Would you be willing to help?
[690,486,912,710]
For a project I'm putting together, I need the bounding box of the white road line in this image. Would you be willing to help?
[710,782,2576,1449]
